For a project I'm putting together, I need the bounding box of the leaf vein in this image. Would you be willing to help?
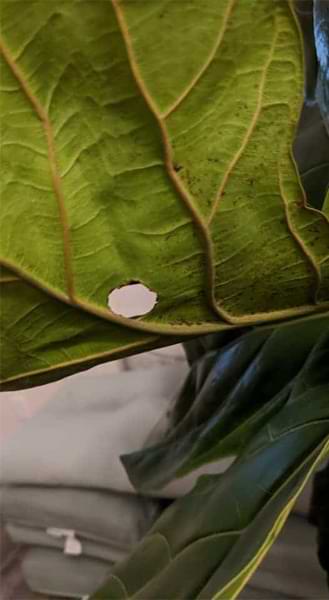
[161,0,237,119]
[110,0,231,323]
[0,38,75,300]
[208,20,279,224]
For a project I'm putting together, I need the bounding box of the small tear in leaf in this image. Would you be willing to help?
[108,283,157,318]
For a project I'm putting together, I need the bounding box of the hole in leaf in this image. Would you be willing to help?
[107,283,157,318]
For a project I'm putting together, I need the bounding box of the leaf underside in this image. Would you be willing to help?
[1,0,329,388]
[0,266,166,389]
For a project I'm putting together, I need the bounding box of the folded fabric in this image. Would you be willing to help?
[22,546,111,598]
[22,515,328,600]
[1,486,158,563]
[0,365,188,597]
[0,364,234,500]
[7,523,121,563]
[0,365,189,496]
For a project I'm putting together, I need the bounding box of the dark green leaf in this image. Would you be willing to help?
[324,190,329,214]
[123,316,329,492]
[94,386,329,599]
[292,1,329,210]
[294,103,329,210]
[314,0,329,133]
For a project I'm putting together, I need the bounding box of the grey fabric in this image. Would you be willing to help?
[2,486,158,562]
[22,547,111,598]
[242,515,328,600]
[6,523,124,563]
[1,486,156,549]
[0,366,188,495]
[0,365,188,597]
[0,363,232,499]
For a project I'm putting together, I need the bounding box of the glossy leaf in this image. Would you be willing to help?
[1,0,329,389]
[324,189,329,215]
[292,0,329,211]
[315,0,329,133]
[94,383,329,599]
[123,316,329,491]
[294,103,329,210]
[294,0,318,103]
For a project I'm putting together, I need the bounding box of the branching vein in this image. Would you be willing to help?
[0,39,75,300]
[208,23,279,224]
[110,0,231,323]
[161,0,236,119]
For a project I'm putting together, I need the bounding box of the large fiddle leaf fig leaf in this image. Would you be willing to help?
[122,315,329,491]
[1,0,329,388]
[94,373,329,599]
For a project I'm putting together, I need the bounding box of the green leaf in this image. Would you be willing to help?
[324,189,329,215]
[1,0,329,387]
[294,0,318,103]
[294,103,329,210]
[122,0,329,313]
[285,1,329,210]
[122,316,329,491]
[94,387,329,600]
[0,266,165,390]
